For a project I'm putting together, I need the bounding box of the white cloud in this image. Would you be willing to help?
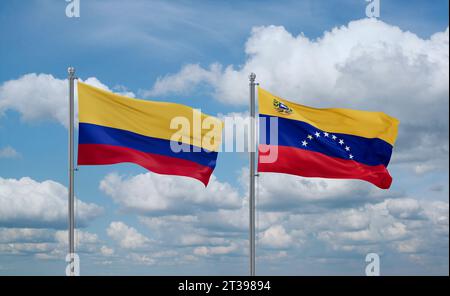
[100,172,241,215]
[107,221,150,250]
[0,146,20,159]
[258,250,288,261]
[0,228,102,257]
[335,209,371,231]
[0,176,102,228]
[259,225,293,249]
[147,19,448,110]
[310,198,447,253]
[51,229,102,255]
[387,198,425,220]
[127,250,182,266]
[0,242,53,255]
[422,201,449,228]
[193,243,239,256]
[393,238,424,254]
[0,73,122,128]
[100,245,115,256]
[54,229,100,246]
[0,73,68,126]
[102,175,447,273]
[0,228,53,244]
[253,171,397,212]
[125,165,446,271]
[127,253,156,265]
[145,63,222,97]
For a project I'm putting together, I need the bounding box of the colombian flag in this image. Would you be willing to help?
[258,88,399,189]
[77,82,222,186]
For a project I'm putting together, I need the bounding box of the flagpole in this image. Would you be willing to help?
[68,66,76,276]
[249,73,256,276]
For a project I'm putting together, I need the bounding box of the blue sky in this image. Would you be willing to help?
[0,0,448,275]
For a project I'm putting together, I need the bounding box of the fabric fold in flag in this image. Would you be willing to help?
[77,82,223,186]
[257,87,399,189]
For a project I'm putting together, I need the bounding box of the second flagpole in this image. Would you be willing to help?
[249,73,256,276]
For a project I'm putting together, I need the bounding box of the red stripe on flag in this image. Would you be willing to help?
[78,144,214,186]
[258,144,392,189]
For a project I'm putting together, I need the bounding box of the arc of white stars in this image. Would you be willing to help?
[300,132,355,161]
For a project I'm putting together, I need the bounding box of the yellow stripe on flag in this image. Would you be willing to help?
[77,82,223,152]
[258,87,399,146]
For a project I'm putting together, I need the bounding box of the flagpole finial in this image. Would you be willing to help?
[68,67,75,77]
[249,72,256,82]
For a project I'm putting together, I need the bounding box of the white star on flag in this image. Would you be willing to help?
[349,154,354,159]
[345,146,350,151]
[315,132,321,138]
[339,139,344,145]
[332,135,337,140]
[323,132,329,137]
[301,140,308,147]
[307,135,313,140]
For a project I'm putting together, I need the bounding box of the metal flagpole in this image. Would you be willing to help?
[249,73,256,276]
[68,67,76,276]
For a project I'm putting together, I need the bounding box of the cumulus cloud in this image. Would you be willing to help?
[100,245,115,256]
[127,253,157,265]
[144,64,222,98]
[259,225,293,249]
[249,169,399,212]
[0,228,103,258]
[0,146,20,159]
[54,229,100,246]
[386,198,425,220]
[0,242,53,255]
[0,73,68,126]
[0,73,129,128]
[102,159,446,273]
[134,171,447,273]
[193,243,239,257]
[0,228,53,244]
[0,176,102,228]
[148,19,448,109]
[294,198,448,256]
[107,221,150,250]
[147,19,449,173]
[52,229,103,255]
[100,172,241,215]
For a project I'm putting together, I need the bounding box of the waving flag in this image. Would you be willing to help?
[77,82,222,186]
[258,88,399,189]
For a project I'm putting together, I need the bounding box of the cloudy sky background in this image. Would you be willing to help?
[0,0,448,275]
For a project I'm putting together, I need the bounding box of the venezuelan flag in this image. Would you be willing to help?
[257,88,399,189]
[77,82,222,186]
